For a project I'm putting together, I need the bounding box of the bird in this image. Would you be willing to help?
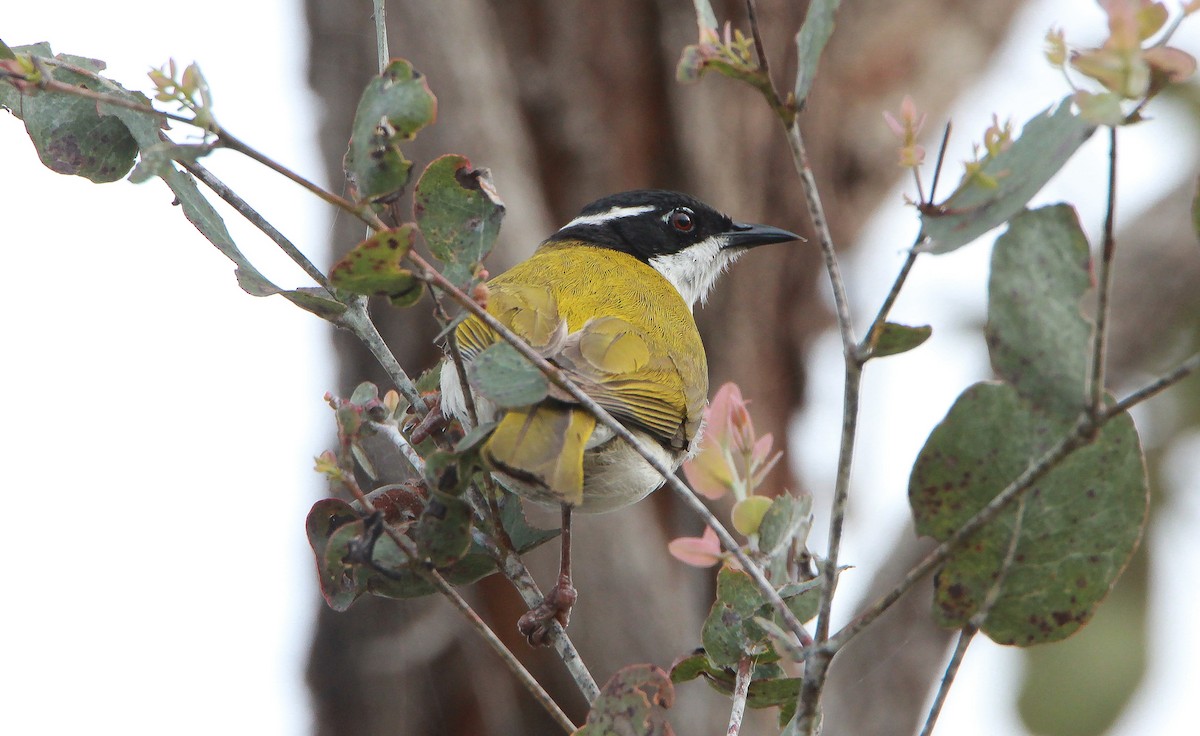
[439,189,800,644]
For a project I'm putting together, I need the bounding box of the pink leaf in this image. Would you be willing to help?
[1144,46,1197,83]
[751,433,774,465]
[668,527,723,567]
[683,444,734,500]
[705,382,745,448]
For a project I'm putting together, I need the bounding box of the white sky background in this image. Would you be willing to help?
[1,2,1198,735]
[1,2,326,734]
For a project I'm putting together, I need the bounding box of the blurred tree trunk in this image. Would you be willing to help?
[303,1,1024,733]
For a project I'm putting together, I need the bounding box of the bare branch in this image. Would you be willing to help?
[1108,352,1200,416]
[480,530,602,701]
[727,655,753,736]
[1089,126,1119,421]
[785,118,860,736]
[181,160,331,290]
[339,298,432,416]
[917,497,1026,736]
[365,420,425,474]
[372,0,390,72]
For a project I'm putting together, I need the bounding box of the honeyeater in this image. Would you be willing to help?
[440,189,799,644]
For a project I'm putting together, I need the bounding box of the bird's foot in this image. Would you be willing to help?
[407,393,446,445]
[518,576,577,647]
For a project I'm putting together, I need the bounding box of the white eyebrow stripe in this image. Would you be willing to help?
[559,205,656,230]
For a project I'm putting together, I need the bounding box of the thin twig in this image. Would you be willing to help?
[402,250,814,648]
[4,61,375,231]
[2,65,195,127]
[742,0,794,123]
[339,297,431,415]
[927,121,953,204]
[859,237,921,359]
[365,420,425,474]
[858,124,953,354]
[1107,352,1200,416]
[917,627,976,736]
[815,360,860,643]
[917,496,1027,736]
[784,120,855,355]
[181,160,332,289]
[858,123,953,356]
[214,129,368,221]
[426,571,576,733]
[745,0,782,106]
[372,0,390,72]
[727,655,753,736]
[484,532,602,701]
[784,118,859,736]
[1090,126,1118,421]
[340,472,575,731]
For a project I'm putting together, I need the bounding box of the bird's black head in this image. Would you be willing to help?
[545,189,800,307]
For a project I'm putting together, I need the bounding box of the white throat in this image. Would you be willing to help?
[648,236,741,311]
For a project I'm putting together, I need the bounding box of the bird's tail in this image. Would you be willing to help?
[482,406,597,506]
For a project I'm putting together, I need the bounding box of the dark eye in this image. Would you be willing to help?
[669,208,695,233]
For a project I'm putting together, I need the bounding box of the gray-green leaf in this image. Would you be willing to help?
[987,204,1092,416]
[467,342,549,409]
[909,382,1147,646]
[921,97,1095,254]
[793,0,841,106]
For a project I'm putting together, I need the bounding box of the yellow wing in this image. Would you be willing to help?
[453,243,708,503]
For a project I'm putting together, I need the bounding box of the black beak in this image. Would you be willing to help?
[723,222,803,250]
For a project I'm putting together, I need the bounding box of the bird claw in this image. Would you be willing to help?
[408,394,446,445]
[517,578,577,647]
